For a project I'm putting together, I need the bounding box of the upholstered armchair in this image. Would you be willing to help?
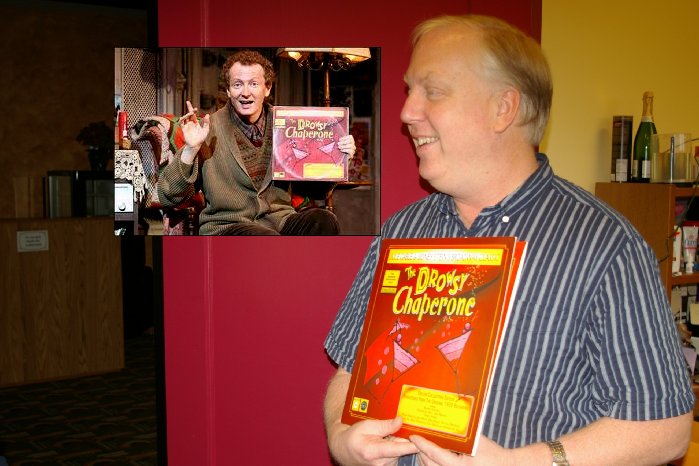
[127,115,205,235]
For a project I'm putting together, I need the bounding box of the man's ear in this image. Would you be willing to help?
[265,84,272,98]
[493,87,520,134]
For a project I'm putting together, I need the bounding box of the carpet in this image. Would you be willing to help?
[0,335,160,465]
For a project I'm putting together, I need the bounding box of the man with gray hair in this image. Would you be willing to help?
[323,14,694,466]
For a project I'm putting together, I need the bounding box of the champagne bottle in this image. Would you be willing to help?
[631,91,657,182]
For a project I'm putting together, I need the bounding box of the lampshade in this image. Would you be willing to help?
[277,48,371,66]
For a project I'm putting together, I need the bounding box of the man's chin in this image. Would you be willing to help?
[418,167,446,192]
[233,106,260,122]
[418,165,439,183]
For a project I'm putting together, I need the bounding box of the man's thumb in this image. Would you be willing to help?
[377,416,404,437]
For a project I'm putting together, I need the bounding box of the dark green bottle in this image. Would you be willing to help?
[632,91,657,182]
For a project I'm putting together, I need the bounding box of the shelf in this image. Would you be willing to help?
[672,273,699,288]
[595,182,699,297]
[672,185,699,200]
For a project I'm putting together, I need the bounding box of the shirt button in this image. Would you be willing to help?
[502,216,510,223]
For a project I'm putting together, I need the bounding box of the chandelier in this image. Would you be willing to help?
[277,48,371,106]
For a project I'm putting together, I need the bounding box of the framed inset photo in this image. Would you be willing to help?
[113,47,380,236]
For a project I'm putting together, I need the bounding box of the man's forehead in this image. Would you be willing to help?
[403,69,437,85]
[229,62,265,79]
[407,29,480,74]
[416,26,476,52]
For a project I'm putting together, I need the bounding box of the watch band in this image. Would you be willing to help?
[546,440,570,466]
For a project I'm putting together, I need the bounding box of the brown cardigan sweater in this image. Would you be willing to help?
[157,102,294,235]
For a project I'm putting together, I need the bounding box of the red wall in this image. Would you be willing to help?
[159,1,540,464]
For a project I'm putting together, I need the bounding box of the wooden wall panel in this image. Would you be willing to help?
[0,217,124,386]
[0,222,24,385]
[83,219,125,372]
[20,235,57,380]
[1,2,149,219]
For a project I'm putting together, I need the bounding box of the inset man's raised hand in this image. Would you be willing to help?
[179,100,210,164]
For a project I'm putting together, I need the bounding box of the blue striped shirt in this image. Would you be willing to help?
[325,154,694,458]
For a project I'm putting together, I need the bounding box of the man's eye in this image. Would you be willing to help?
[250,82,260,88]
[233,82,242,89]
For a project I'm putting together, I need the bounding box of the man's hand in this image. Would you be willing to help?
[328,417,419,466]
[338,135,357,159]
[324,368,418,466]
[410,435,510,466]
[179,100,210,164]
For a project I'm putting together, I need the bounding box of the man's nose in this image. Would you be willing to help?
[400,93,421,124]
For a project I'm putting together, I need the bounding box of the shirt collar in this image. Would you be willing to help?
[228,102,267,145]
[437,153,553,223]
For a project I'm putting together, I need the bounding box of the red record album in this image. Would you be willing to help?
[272,106,349,181]
[342,237,527,455]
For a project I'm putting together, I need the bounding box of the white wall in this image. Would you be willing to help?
[541,0,699,193]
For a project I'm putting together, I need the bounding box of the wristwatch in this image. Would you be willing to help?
[546,440,569,466]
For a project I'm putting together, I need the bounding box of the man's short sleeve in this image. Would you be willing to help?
[324,236,382,372]
[591,238,695,420]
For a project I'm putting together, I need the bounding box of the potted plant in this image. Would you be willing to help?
[77,121,113,171]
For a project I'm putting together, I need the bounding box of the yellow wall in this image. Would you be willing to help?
[541,0,699,193]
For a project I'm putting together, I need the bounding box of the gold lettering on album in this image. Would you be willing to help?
[284,118,335,139]
[393,267,475,321]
